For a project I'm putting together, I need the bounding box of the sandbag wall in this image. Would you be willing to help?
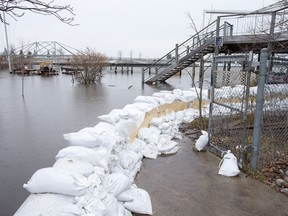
[15,88,208,216]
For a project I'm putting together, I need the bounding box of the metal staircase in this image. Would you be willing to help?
[143,2,288,84]
[144,20,226,84]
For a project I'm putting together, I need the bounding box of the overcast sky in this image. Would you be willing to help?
[1,0,276,58]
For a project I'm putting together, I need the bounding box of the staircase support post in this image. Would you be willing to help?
[141,68,145,84]
[175,43,179,65]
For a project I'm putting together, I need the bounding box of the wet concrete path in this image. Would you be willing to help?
[135,136,288,216]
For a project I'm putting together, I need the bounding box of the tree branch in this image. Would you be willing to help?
[0,0,76,25]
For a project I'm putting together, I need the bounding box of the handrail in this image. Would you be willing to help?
[143,20,219,82]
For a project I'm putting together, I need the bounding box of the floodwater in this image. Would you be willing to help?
[0,67,206,215]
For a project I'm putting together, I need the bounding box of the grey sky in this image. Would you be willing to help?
[2,0,275,58]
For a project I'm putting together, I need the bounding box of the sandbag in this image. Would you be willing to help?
[63,130,101,148]
[150,116,165,127]
[53,157,94,177]
[118,150,142,171]
[98,113,120,125]
[162,145,180,155]
[91,121,118,135]
[152,92,176,104]
[14,194,78,216]
[56,146,109,169]
[141,143,159,159]
[218,150,240,177]
[124,188,153,215]
[127,160,142,179]
[115,119,138,141]
[117,188,134,202]
[138,127,161,144]
[134,96,160,106]
[103,173,133,197]
[23,167,88,196]
[101,194,120,216]
[195,130,209,151]
[122,106,145,127]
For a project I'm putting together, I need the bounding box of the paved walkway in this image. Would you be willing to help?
[135,136,288,216]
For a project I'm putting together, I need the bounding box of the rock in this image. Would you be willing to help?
[279,169,285,177]
[286,170,288,176]
[284,176,288,183]
[280,188,288,195]
[276,179,285,187]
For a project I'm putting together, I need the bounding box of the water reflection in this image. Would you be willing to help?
[0,67,205,215]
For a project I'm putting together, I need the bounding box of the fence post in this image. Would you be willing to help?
[251,48,269,171]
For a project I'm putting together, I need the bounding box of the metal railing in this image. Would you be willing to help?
[142,19,235,82]
[143,20,222,82]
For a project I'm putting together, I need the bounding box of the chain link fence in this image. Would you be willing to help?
[259,54,288,169]
[209,49,288,171]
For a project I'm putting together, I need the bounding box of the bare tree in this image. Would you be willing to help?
[0,0,75,25]
[71,48,108,85]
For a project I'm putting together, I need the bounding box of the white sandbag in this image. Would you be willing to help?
[98,109,131,125]
[182,108,199,123]
[124,188,153,215]
[126,102,156,113]
[108,155,128,176]
[150,116,165,127]
[63,130,101,148]
[141,143,159,159]
[56,146,109,169]
[63,122,119,148]
[129,138,146,154]
[152,92,176,104]
[101,194,119,216]
[134,95,160,106]
[122,106,145,128]
[159,125,172,135]
[23,167,88,196]
[117,188,134,202]
[14,194,77,216]
[118,150,142,171]
[158,122,171,130]
[172,89,183,97]
[91,121,118,136]
[175,111,184,122]
[103,173,133,197]
[182,90,198,102]
[128,160,142,179]
[218,150,240,177]
[110,109,131,119]
[162,145,180,154]
[98,113,120,125]
[167,111,176,121]
[195,130,209,151]
[79,197,106,216]
[53,157,94,177]
[158,140,178,153]
[138,127,161,144]
[60,202,86,216]
[115,119,138,141]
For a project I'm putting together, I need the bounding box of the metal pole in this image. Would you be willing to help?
[208,55,216,141]
[175,43,179,65]
[141,68,145,84]
[3,12,12,72]
[251,48,269,171]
